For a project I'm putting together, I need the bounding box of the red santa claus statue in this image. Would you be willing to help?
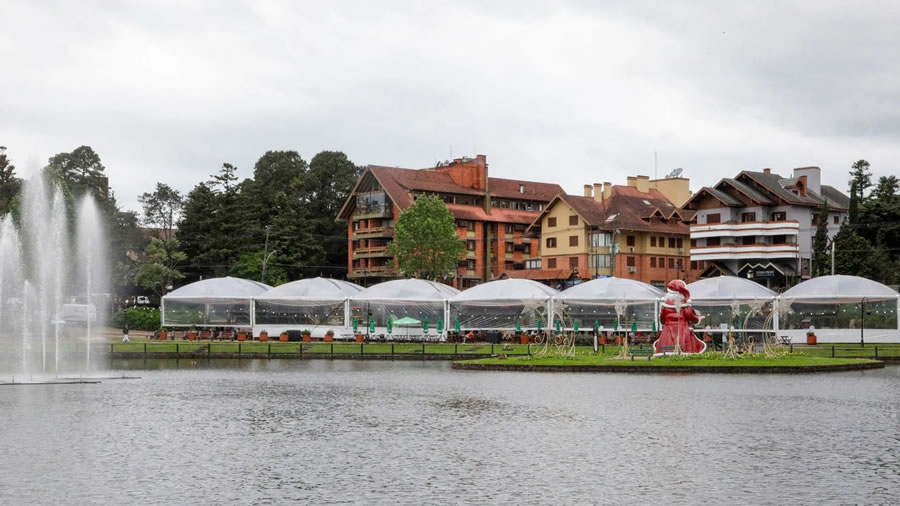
[654,279,706,354]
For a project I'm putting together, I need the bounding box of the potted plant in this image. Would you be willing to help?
[614,334,623,345]
[259,330,269,342]
[806,327,817,346]
[187,327,198,341]
[325,329,335,342]
[520,333,529,345]
[237,330,247,342]
[302,329,312,342]
[280,331,289,342]
[159,328,169,341]
[599,334,607,345]
[355,333,364,343]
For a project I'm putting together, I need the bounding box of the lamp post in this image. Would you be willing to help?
[860,297,866,348]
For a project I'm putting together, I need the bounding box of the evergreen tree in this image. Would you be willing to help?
[849,159,872,200]
[848,181,859,225]
[0,145,19,214]
[812,201,830,276]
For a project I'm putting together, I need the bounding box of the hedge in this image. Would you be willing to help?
[112,306,161,331]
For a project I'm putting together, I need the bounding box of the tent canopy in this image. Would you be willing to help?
[352,279,459,301]
[164,276,272,300]
[256,277,361,301]
[686,276,776,302]
[556,277,662,302]
[451,279,558,303]
[781,275,898,302]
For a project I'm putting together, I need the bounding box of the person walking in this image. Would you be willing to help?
[122,323,130,343]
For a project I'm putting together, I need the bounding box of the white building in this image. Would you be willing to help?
[683,167,850,289]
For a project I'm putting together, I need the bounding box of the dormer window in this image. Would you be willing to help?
[519,184,525,193]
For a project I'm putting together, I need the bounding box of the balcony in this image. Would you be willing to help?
[347,266,400,279]
[691,220,799,239]
[352,204,393,219]
[691,243,800,261]
[352,246,391,259]
[354,226,394,239]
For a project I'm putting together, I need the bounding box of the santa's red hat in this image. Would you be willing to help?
[667,279,690,299]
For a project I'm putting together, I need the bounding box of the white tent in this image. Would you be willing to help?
[778,275,900,343]
[350,279,459,340]
[555,277,662,332]
[162,277,272,327]
[450,279,558,331]
[686,277,777,336]
[252,278,363,338]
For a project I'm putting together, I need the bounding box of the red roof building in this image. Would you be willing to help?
[336,155,564,288]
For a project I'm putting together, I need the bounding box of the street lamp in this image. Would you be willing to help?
[262,249,278,285]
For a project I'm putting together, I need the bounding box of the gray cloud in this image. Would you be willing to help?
[2,0,898,212]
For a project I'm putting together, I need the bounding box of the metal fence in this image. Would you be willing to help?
[108,341,533,358]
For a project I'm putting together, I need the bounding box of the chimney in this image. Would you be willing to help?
[583,184,593,198]
[626,176,637,188]
[593,183,603,202]
[635,175,650,193]
[793,166,821,195]
[763,168,771,174]
[603,182,612,200]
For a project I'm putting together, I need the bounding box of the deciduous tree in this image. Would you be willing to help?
[387,195,464,281]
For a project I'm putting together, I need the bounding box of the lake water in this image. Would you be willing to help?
[1,359,899,505]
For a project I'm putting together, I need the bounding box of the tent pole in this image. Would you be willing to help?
[161,297,166,327]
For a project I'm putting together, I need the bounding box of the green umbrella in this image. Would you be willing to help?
[537,317,543,332]
[369,319,375,333]
[574,320,579,332]
[594,320,600,332]
[515,319,521,332]
[437,318,443,333]
[631,321,638,333]
[652,319,657,332]
[555,319,561,332]
[455,317,461,333]
[614,318,619,331]
[393,316,421,326]
[387,316,393,334]
[423,317,429,333]
[352,317,358,333]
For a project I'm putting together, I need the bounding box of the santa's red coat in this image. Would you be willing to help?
[654,303,705,354]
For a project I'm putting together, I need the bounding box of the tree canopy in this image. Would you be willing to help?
[387,194,465,281]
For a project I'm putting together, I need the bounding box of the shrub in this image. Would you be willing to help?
[112,306,161,331]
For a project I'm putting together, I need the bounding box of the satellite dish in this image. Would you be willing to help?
[666,168,683,178]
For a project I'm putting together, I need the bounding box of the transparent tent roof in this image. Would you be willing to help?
[256,277,362,300]
[686,276,776,302]
[780,275,898,302]
[557,277,662,302]
[352,279,459,301]
[451,279,558,303]
[164,277,272,300]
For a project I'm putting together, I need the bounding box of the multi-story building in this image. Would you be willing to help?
[682,167,850,289]
[525,175,701,289]
[336,155,563,288]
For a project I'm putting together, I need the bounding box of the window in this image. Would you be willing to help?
[707,213,721,224]
[505,242,514,253]
[772,211,786,221]
[676,260,683,270]
[658,257,665,267]
[548,217,557,227]
[627,235,635,247]
[569,257,579,268]
[742,236,755,245]
[626,256,636,267]
[650,257,657,268]
[505,224,514,234]
[569,215,579,226]
[690,239,697,248]
[546,237,557,248]
[591,232,611,247]
[741,212,756,222]
[651,236,657,247]
[569,235,579,247]
[523,243,531,255]
[466,259,476,270]
[772,235,786,244]
[591,254,611,268]
[668,237,676,248]
[519,184,525,193]
[547,258,557,269]
[525,259,542,269]
[467,221,475,232]
[691,260,698,270]
[651,280,665,288]
[668,258,675,268]
[833,215,840,225]
[676,238,683,249]
[353,221,360,230]
[706,237,720,246]
[467,240,476,251]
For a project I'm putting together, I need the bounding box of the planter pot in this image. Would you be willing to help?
[520,334,529,345]
[355,334,364,343]
[615,336,623,345]
[280,333,289,342]
[703,334,713,342]
[237,333,247,342]
[259,333,269,342]
[188,332,197,341]
[807,334,817,346]
[599,336,607,345]
[325,334,334,342]
[159,331,168,341]
[302,334,311,342]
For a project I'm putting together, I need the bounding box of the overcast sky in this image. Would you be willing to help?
[2,0,899,212]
